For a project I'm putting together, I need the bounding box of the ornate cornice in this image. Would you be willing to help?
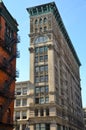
[27,2,81,66]
[0,2,18,32]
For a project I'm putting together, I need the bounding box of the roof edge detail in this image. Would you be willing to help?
[27,2,81,66]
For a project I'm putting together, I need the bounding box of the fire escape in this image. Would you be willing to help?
[0,34,20,128]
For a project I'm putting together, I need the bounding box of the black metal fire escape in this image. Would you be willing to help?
[0,35,20,127]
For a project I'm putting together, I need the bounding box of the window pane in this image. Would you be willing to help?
[22,111,27,119]
[35,77,39,83]
[40,66,44,72]
[35,109,38,116]
[44,18,47,23]
[46,109,49,116]
[44,46,48,52]
[35,98,39,104]
[36,124,40,130]
[35,66,39,72]
[16,99,21,106]
[40,76,44,82]
[39,47,44,53]
[45,86,48,93]
[40,87,44,93]
[40,56,44,62]
[35,87,40,93]
[35,48,39,54]
[45,96,49,103]
[39,18,42,24]
[16,88,21,95]
[22,99,27,106]
[45,75,48,82]
[45,65,48,71]
[40,109,44,116]
[44,55,48,61]
[40,97,44,104]
[22,87,27,95]
[22,124,26,130]
[35,19,38,24]
[16,111,20,119]
[35,57,38,63]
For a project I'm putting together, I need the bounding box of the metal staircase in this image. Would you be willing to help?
[0,36,20,127]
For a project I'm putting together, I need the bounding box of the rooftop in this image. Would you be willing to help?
[27,2,81,66]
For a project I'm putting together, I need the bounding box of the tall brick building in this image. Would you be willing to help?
[27,2,84,130]
[0,1,19,130]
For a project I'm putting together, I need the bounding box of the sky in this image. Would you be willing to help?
[2,0,86,107]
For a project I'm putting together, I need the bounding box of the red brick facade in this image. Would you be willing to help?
[0,1,19,130]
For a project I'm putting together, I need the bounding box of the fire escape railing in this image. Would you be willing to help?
[0,35,20,125]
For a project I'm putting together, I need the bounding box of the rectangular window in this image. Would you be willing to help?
[22,124,26,130]
[40,76,45,82]
[16,99,21,106]
[39,47,44,53]
[44,55,48,61]
[40,87,45,93]
[16,111,20,119]
[35,98,39,104]
[16,88,21,95]
[35,109,38,116]
[40,109,44,116]
[44,46,48,52]
[35,66,39,72]
[40,97,44,104]
[22,87,27,95]
[40,66,44,72]
[22,99,27,106]
[39,56,44,62]
[35,124,50,130]
[35,57,38,63]
[45,75,48,82]
[45,86,48,93]
[22,111,27,119]
[46,108,49,116]
[35,77,39,83]
[45,96,49,103]
[45,65,48,71]
[35,47,39,54]
[35,87,40,94]
[36,124,40,130]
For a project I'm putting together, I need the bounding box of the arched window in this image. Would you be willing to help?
[39,18,42,24]
[35,28,38,33]
[35,19,38,25]
[44,17,47,23]
[44,26,47,32]
[35,36,48,44]
[40,27,42,32]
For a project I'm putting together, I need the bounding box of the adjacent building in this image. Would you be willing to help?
[0,1,19,130]
[14,81,34,130]
[27,2,84,130]
[83,108,86,130]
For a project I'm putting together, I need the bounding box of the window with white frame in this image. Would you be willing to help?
[16,88,21,95]
[15,111,20,120]
[16,99,21,106]
[22,111,27,119]
[22,87,27,95]
[22,99,27,106]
